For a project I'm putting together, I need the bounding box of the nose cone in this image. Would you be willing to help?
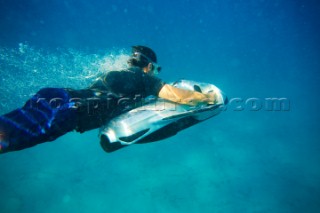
[224,95,229,105]
[215,90,228,106]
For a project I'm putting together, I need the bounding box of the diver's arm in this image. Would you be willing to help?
[158,84,216,106]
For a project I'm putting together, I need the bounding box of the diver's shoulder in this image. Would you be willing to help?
[105,67,143,75]
[125,66,144,73]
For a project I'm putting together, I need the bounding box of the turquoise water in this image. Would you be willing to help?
[1,0,319,212]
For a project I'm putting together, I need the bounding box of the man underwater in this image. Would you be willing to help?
[0,45,216,154]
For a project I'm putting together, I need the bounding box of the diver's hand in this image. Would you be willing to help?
[181,91,217,106]
[159,84,218,106]
[204,92,217,105]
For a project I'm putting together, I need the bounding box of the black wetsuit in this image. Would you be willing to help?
[0,67,164,153]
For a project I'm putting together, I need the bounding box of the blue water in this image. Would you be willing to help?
[1,0,319,212]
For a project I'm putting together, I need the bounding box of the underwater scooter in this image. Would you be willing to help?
[99,80,228,153]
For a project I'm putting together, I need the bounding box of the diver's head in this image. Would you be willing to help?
[128,45,162,75]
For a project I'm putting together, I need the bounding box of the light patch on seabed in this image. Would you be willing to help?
[62,194,71,203]
[2,197,22,212]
